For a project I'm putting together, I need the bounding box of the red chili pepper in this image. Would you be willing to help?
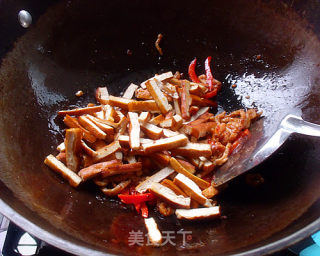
[205,56,214,91]
[135,203,141,213]
[203,88,219,99]
[188,58,201,83]
[118,193,156,204]
[140,202,149,218]
[230,129,251,154]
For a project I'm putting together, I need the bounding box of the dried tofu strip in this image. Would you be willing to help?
[180,81,191,120]
[65,128,82,172]
[128,112,140,150]
[173,99,181,116]
[138,112,152,124]
[135,167,175,193]
[171,115,183,131]
[96,87,109,104]
[144,218,162,246]
[57,142,65,152]
[169,157,210,190]
[118,135,153,147]
[146,79,172,115]
[149,114,164,126]
[176,159,196,174]
[161,179,187,196]
[104,105,116,122]
[184,107,210,124]
[84,115,114,141]
[78,160,120,181]
[101,162,142,178]
[101,180,131,196]
[175,206,220,220]
[202,186,219,199]
[93,141,121,163]
[190,94,217,107]
[140,123,163,140]
[150,182,190,209]
[173,173,208,206]
[59,106,102,116]
[44,154,82,187]
[123,83,138,99]
[78,116,107,140]
[80,140,97,157]
[142,134,188,154]
[86,114,121,129]
[63,115,96,143]
[141,72,173,88]
[135,88,153,100]
[171,143,212,158]
[108,95,133,110]
[128,100,160,113]
[162,128,179,138]
[188,122,216,139]
[151,152,171,166]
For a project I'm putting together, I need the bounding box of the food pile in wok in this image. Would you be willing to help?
[44,57,260,245]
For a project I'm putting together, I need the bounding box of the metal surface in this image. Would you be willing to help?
[18,10,32,28]
[1,0,320,255]
[214,113,320,185]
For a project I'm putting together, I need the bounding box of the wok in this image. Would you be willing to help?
[1,0,320,255]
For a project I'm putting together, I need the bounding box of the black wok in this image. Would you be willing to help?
[1,0,320,255]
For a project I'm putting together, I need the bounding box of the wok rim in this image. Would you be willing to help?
[1,196,320,255]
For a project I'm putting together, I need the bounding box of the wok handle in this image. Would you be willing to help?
[281,114,320,137]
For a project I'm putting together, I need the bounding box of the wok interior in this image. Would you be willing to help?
[1,0,320,255]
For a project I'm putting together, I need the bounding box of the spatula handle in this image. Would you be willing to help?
[281,114,320,137]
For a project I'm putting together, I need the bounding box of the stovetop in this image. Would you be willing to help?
[0,214,317,256]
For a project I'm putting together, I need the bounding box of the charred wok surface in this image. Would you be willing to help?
[1,0,320,255]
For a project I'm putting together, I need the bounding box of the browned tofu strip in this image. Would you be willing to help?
[150,182,191,209]
[128,100,160,113]
[56,152,66,163]
[135,88,153,100]
[101,180,131,196]
[190,94,217,107]
[84,115,114,141]
[146,79,172,114]
[149,114,165,125]
[189,122,216,139]
[171,143,212,158]
[180,81,191,120]
[151,152,171,166]
[202,186,219,199]
[173,173,208,205]
[138,112,152,124]
[161,179,187,196]
[58,106,102,116]
[63,115,96,143]
[144,218,162,246]
[118,135,153,147]
[175,206,220,220]
[142,134,188,154]
[101,162,142,178]
[140,123,163,140]
[162,128,179,137]
[128,112,140,150]
[57,142,65,152]
[44,154,82,187]
[93,140,121,163]
[169,157,210,190]
[171,115,183,131]
[96,87,109,104]
[135,167,175,193]
[78,116,107,140]
[65,128,82,172]
[123,83,138,99]
[80,140,97,157]
[86,114,120,129]
[176,159,196,174]
[78,160,120,181]
[108,95,133,110]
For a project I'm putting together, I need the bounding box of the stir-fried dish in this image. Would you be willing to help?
[44,57,260,246]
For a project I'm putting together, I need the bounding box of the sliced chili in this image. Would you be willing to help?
[118,193,156,204]
[188,58,201,83]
